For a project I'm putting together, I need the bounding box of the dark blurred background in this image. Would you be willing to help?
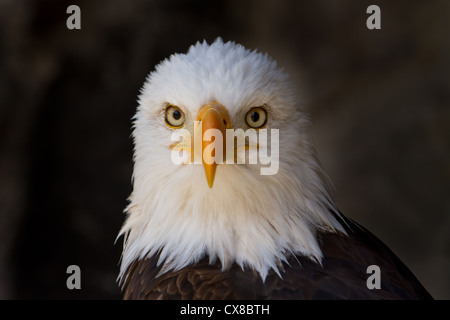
[0,0,448,299]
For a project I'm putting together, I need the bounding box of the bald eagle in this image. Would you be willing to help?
[117,39,432,300]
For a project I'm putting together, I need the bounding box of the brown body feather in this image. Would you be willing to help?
[120,215,432,300]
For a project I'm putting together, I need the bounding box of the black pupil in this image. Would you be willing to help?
[250,111,260,123]
[172,110,181,120]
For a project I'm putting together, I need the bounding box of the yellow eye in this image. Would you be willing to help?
[165,105,185,128]
[245,107,267,129]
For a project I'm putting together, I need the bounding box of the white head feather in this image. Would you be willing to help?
[118,38,345,281]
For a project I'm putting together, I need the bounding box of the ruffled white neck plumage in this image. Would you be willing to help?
[118,149,345,281]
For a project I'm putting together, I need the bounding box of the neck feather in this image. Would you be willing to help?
[118,152,346,282]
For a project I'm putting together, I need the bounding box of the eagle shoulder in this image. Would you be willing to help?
[120,217,432,300]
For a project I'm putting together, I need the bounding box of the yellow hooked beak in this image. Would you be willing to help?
[196,102,230,188]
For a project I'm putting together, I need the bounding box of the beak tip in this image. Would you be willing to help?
[206,175,215,188]
[204,165,216,188]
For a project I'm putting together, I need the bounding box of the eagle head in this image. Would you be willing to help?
[118,38,345,281]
